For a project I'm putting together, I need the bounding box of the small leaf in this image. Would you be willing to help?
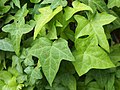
[29,37,75,86]
[80,0,108,12]
[108,0,120,8]
[42,0,67,9]
[0,0,11,14]
[74,12,116,52]
[0,38,14,52]
[29,67,42,85]
[109,44,120,65]
[12,0,20,8]
[34,6,62,39]
[73,35,115,76]
[64,1,93,20]
[30,0,41,3]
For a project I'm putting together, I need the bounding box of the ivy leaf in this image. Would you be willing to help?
[46,19,57,39]
[41,0,67,9]
[2,18,33,55]
[30,0,41,3]
[108,0,120,8]
[80,0,108,12]
[74,13,116,52]
[12,0,20,8]
[0,0,11,15]
[34,6,62,39]
[73,35,115,76]
[15,4,29,20]
[0,38,14,52]
[64,1,93,21]
[29,37,75,86]
[109,44,120,65]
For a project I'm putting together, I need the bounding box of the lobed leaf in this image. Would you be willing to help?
[29,37,75,86]
[73,35,115,76]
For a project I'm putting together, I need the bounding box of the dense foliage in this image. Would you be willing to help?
[0,0,120,89]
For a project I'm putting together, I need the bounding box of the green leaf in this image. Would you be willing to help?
[12,0,20,8]
[34,6,62,39]
[29,67,42,85]
[15,4,29,20]
[108,0,120,8]
[41,0,67,9]
[73,35,115,76]
[105,74,115,90]
[109,44,120,65]
[24,66,42,86]
[0,80,5,89]
[12,56,23,73]
[2,18,33,55]
[74,12,116,52]
[46,19,57,39]
[80,0,108,12]
[0,38,14,52]
[0,71,12,84]
[0,0,11,15]
[64,1,93,20]
[86,82,102,90]
[29,37,75,86]
[60,73,76,90]
[30,0,41,3]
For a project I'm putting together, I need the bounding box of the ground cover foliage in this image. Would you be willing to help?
[0,0,120,90]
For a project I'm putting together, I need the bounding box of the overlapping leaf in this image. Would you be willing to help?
[80,0,108,12]
[2,19,33,55]
[73,35,115,76]
[29,37,75,86]
[64,1,93,21]
[74,13,116,52]
[0,0,11,15]
[41,0,67,9]
[34,6,62,39]
[108,0,120,8]
[0,38,14,52]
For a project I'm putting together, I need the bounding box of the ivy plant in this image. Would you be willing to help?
[0,0,120,90]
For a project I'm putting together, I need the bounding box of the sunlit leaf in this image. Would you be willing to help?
[29,37,75,86]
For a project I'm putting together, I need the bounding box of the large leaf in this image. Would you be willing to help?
[34,6,62,39]
[0,38,14,52]
[74,13,116,52]
[64,1,93,21]
[29,37,75,86]
[73,35,115,76]
[41,0,67,9]
[2,18,33,55]
[108,0,120,8]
